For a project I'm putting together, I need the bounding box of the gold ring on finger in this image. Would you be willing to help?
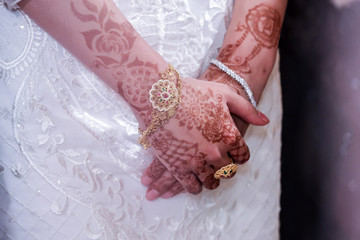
[214,163,238,180]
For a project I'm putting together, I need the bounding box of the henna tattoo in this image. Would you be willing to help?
[71,0,250,194]
[71,0,137,69]
[115,58,159,111]
[167,182,184,197]
[150,128,219,192]
[148,171,178,196]
[189,154,220,190]
[151,128,199,191]
[71,0,225,195]
[176,82,241,145]
[151,129,198,171]
[175,83,213,131]
[141,82,250,194]
[246,5,281,48]
[113,59,161,125]
[228,133,250,164]
[205,4,281,83]
[143,158,167,182]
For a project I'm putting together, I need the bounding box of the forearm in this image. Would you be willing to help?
[204,0,287,102]
[19,0,167,126]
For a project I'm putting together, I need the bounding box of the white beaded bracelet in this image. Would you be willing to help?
[210,59,257,108]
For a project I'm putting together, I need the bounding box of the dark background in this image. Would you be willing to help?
[279,0,360,239]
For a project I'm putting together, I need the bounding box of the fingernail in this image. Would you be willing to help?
[161,191,174,199]
[257,111,269,123]
[141,176,152,186]
[146,189,160,201]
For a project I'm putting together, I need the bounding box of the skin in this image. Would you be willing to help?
[201,0,288,134]
[143,0,288,199]
[19,0,270,201]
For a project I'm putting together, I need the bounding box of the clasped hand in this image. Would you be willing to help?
[141,77,269,200]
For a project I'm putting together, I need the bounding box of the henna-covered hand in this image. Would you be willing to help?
[19,0,277,201]
[141,3,286,200]
[141,78,269,200]
[199,3,283,135]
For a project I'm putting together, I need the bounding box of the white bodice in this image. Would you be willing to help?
[0,1,282,239]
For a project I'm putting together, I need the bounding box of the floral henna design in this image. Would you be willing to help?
[115,58,159,113]
[205,4,281,81]
[176,84,205,130]
[176,82,243,145]
[71,0,137,69]
[246,5,281,48]
[175,83,213,131]
[71,0,155,116]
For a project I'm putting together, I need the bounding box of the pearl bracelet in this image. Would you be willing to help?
[210,59,257,108]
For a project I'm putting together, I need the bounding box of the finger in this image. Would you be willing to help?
[220,111,250,164]
[161,182,184,199]
[141,158,167,186]
[146,171,178,201]
[189,155,219,190]
[231,114,249,136]
[225,128,250,164]
[226,92,269,126]
[194,166,220,190]
[229,137,250,164]
[175,173,202,195]
[211,153,233,171]
[213,154,238,179]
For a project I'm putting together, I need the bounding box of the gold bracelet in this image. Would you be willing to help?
[138,64,182,149]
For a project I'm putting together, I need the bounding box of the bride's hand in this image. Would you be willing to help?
[199,66,251,136]
[141,78,269,200]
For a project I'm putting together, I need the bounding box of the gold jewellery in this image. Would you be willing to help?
[138,64,182,149]
[214,163,238,179]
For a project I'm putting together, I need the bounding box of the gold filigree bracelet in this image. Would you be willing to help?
[138,64,182,149]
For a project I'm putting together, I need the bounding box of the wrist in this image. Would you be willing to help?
[136,64,182,149]
[210,59,257,108]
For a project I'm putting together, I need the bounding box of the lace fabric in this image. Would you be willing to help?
[0,0,282,239]
[1,0,21,10]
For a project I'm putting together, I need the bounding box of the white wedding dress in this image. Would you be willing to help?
[0,0,282,239]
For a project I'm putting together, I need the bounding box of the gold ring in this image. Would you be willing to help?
[214,163,238,179]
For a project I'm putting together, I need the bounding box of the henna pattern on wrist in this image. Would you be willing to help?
[72,0,162,125]
[114,59,160,125]
[205,4,281,90]
[71,0,137,69]
[71,0,250,193]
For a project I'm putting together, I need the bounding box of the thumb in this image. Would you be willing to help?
[226,93,269,126]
